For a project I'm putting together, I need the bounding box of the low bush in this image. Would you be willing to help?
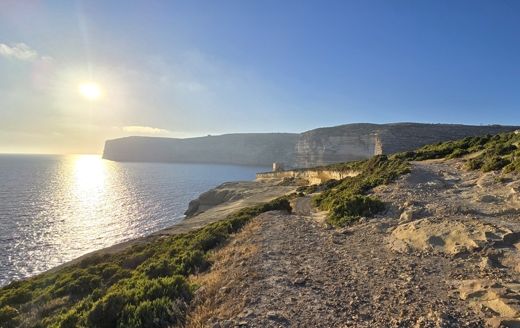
[446,148,469,159]
[327,195,385,226]
[296,179,341,195]
[0,305,19,328]
[312,155,409,226]
[481,156,510,172]
[465,157,484,170]
[120,297,184,328]
[504,157,520,174]
[313,132,520,227]
[395,132,520,174]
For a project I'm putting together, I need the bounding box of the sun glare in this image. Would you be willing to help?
[79,82,102,100]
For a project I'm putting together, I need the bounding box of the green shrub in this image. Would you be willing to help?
[393,132,520,174]
[0,286,32,307]
[141,276,191,301]
[311,155,409,226]
[193,223,233,252]
[122,251,152,270]
[393,132,520,165]
[58,310,80,328]
[175,250,208,275]
[53,271,102,298]
[87,291,129,328]
[0,305,19,328]
[465,157,484,170]
[314,132,520,228]
[504,157,520,174]
[492,143,517,155]
[446,148,469,159]
[327,195,385,227]
[120,297,184,328]
[481,156,510,172]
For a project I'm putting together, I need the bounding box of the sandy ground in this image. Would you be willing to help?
[187,159,520,327]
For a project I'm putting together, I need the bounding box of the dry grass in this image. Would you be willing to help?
[185,220,261,328]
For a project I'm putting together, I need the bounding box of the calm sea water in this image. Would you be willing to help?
[0,154,267,286]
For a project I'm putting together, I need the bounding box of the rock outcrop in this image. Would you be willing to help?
[255,168,359,184]
[388,218,514,255]
[184,182,246,217]
[103,123,518,167]
[183,181,297,218]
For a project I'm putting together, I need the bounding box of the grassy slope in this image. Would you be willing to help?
[0,198,291,328]
[310,155,410,226]
[393,131,520,173]
[308,131,520,227]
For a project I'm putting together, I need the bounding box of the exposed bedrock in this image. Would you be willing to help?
[255,168,359,184]
[103,123,519,168]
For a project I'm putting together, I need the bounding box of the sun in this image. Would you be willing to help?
[79,82,102,101]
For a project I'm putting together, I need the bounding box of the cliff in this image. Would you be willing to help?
[293,123,519,167]
[256,168,359,185]
[102,123,519,167]
[102,133,298,166]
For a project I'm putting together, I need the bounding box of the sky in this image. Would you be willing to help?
[1,1,519,154]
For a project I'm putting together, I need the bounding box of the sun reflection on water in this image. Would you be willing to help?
[72,155,107,204]
[0,155,268,286]
[54,154,130,259]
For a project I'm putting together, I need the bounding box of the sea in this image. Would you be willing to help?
[0,154,267,286]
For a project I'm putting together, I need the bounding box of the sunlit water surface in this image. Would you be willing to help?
[0,155,267,286]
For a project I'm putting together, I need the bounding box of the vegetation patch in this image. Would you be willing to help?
[0,198,291,328]
[311,132,520,227]
[327,195,385,226]
[393,132,520,174]
[312,155,410,227]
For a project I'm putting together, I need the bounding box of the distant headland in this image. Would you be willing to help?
[102,123,519,168]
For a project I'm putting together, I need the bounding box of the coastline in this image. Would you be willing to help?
[44,179,296,276]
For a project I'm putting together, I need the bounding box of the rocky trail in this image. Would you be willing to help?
[187,159,520,328]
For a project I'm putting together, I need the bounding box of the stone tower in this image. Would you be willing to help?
[373,133,383,155]
[272,162,285,172]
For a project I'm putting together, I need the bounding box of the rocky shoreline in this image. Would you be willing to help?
[45,179,297,276]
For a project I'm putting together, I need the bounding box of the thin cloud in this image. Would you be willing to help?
[0,42,52,62]
[122,125,172,135]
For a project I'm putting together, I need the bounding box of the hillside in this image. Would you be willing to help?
[2,130,520,327]
[102,123,518,168]
[188,131,520,327]
[294,123,519,167]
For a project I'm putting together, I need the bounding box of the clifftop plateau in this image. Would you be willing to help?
[103,133,298,166]
[102,123,519,168]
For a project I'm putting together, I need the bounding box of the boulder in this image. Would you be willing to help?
[388,218,513,255]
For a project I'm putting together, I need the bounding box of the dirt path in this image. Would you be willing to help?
[187,159,520,327]
[189,213,484,325]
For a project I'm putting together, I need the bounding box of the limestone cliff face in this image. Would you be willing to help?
[375,123,517,154]
[256,169,359,184]
[102,123,519,168]
[293,124,379,168]
[292,123,519,167]
[102,133,298,166]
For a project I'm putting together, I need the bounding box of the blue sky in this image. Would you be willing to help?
[1,1,519,153]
